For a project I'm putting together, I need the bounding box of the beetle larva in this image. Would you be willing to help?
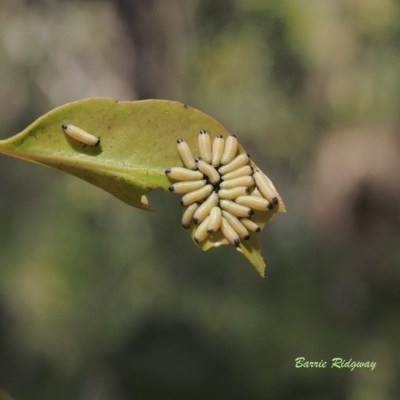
[62,124,100,147]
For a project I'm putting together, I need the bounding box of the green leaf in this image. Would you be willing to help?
[0,97,285,276]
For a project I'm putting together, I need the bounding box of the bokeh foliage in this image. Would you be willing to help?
[1,0,400,399]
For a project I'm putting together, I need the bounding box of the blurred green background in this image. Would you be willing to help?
[1,0,400,399]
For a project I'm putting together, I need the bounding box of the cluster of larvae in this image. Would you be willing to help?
[165,131,281,247]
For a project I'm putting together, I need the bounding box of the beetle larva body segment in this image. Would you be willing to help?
[182,203,200,229]
[177,139,197,170]
[240,218,261,232]
[207,206,222,234]
[218,153,250,175]
[217,186,250,200]
[253,170,279,205]
[211,134,225,167]
[193,191,219,224]
[220,134,238,165]
[198,130,212,164]
[194,216,210,243]
[219,176,255,190]
[169,180,206,194]
[196,159,220,185]
[165,167,204,181]
[220,216,241,247]
[219,199,253,218]
[62,124,100,147]
[221,210,250,240]
[221,165,253,181]
[235,195,272,211]
[181,184,213,206]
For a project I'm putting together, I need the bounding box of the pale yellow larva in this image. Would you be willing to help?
[220,134,238,165]
[165,167,203,181]
[219,199,253,218]
[218,153,250,175]
[220,216,240,247]
[219,176,255,190]
[240,218,261,232]
[181,203,200,229]
[253,170,279,206]
[194,215,210,244]
[192,191,219,224]
[62,124,100,147]
[207,206,222,234]
[177,139,197,170]
[221,165,253,181]
[198,130,212,164]
[181,184,213,206]
[221,210,249,240]
[169,180,206,194]
[235,195,273,211]
[196,159,220,185]
[211,134,224,167]
[218,186,250,200]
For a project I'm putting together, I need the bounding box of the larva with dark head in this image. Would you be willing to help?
[165,167,203,181]
[240,218,261,232]
[253,170,279,206]
[221,165,253,181]
[169,180,206,194]
[192,191,219,224]
[221,210,250,240]
[218,153,250,175]
[211,134,225,167]
[207,206,222,234]
[219,199,254,218]
[194,216,211,244]
[181,184,213,206]
[198,130,212,164]
[182,203,200,229]
[235,195,273,211]
[196,159,220,185]
[62,124,100,147]
[218,186,250,200]
[220,134,238,165]
[177,139,197,170]
[219,175,255,190]
[220,216,240,247]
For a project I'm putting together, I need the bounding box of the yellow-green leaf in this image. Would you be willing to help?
[0,97,285,276]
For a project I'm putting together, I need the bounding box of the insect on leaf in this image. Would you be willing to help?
[0,97,285,276]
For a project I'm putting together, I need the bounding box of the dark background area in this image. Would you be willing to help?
[0,0,400,399]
